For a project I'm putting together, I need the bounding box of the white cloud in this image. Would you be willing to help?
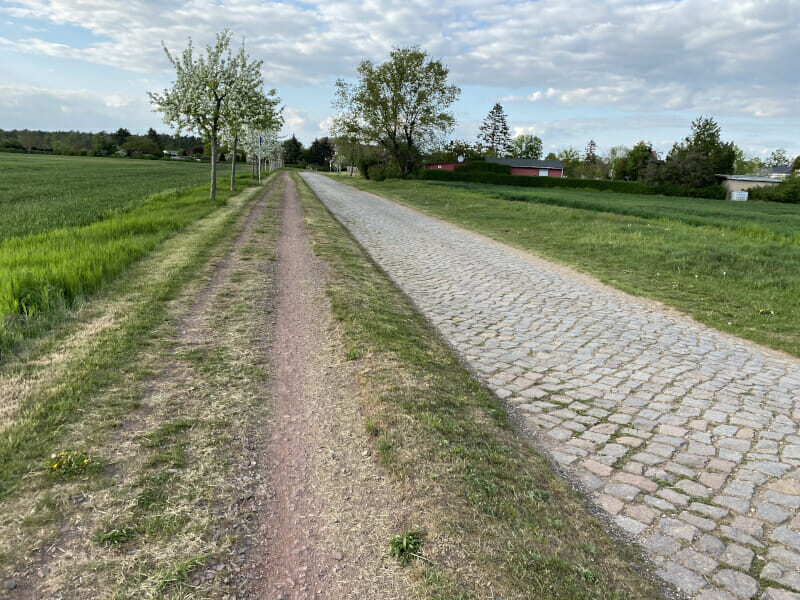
[0,0,798,151]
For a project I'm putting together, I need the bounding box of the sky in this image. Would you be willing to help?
[0,0,798,161]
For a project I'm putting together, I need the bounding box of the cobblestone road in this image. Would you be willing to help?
[302,173,800,600]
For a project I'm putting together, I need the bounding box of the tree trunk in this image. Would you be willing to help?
[230,136,238,192]
[251,159,255,180]
[210,136,218,201]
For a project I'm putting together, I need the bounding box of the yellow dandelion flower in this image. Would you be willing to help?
[53,464,58,469]
[83,459,89,464]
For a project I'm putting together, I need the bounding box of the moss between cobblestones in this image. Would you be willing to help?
[296,173,670,599]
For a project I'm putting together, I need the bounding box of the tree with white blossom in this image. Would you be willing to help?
[149,30,279,201]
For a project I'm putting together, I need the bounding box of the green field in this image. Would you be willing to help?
[336,177,800,358]
[0,154,253,356]
[0,154,220,241]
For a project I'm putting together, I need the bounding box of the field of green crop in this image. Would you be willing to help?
[337,177,800,358]
[0,154,222,241]
[0,154,254,356]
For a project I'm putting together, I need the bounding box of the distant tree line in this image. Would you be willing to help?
[0,127,204,158]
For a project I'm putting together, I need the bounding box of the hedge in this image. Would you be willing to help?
[420,168,726,200]
[748,177,800,204]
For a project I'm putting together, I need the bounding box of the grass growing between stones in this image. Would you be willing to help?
[297,173,666,599]
[0,174,279,597]
[334,176,800,358]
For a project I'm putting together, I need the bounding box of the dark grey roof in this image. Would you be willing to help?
[485,157,564,169]
[771,165,792,175]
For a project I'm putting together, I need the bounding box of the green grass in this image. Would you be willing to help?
[297,173,664,599]
[0,175,279,597]
[0,181,267,500]
[335,176,800,357]
[0,153,219,241]
[0,157,256,357]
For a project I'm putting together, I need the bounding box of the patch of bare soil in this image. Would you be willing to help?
[250,174,415,599]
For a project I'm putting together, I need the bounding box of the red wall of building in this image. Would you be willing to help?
[510,167,563,177]
[424,162,457,171]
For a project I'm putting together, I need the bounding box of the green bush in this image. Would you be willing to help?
[420,168,726,200]
[368,162,403,182]
[749,177,800,204]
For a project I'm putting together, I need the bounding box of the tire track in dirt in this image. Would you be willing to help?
[251,173,414,599]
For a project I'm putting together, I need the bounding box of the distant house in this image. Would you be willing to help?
[715,174,781,200]
[424,161,459,171]
[485,157,564,177]
[770,165,793,180]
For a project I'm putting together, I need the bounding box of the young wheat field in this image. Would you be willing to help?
[0,153,248,356]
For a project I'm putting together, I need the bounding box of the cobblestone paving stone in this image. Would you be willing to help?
[302,173,800,600]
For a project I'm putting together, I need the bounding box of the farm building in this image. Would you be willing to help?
[485,157,564,177]
[715,174,781,200]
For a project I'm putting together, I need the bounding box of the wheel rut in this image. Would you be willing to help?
[251,172,412,599]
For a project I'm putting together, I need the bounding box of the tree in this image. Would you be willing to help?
[644,149,716,188]
[113,128,131,147]
[425,138,483,163]
[122,135,161,156]
[733,146,764,175]
[510,134,542,160]
[18,129,36,153]
[619,141,654,181]
[556,147,581,177]
[146,127,162,152]
[92,131,116,156]
[220,55,282,191]
[479,103,512,156]
[682,115,736,174]
[149,30,265,201]
[308,137,334,166]
[333,45,460,175]
[766,148,789,167]
[334,134,363,175]
[645,116,735,188]
[606,145,629,179]
[792,155,800,173]
[584,139,597,165]
[282,135,303,164]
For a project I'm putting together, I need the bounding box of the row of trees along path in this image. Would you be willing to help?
[149,30,282,200]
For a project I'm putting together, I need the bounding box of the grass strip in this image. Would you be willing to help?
[296,173,664,599]
[334,177,800,358]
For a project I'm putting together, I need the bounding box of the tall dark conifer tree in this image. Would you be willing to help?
[478,103,512,156]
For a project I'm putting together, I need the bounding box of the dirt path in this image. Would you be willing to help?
[251,174,414,599]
